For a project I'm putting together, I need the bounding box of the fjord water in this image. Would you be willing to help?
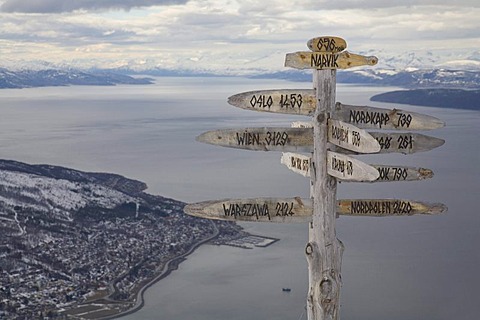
[0,78,478,320]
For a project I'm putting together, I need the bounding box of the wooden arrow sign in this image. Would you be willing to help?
[374,165,434,182]
[369,132,445,154]
[327,151,379,181]
[281,152,311,177]
[334,103,445,130]
[281,153,434,182]
[184,198,313,223]
[285,51,378,70]
[337,199,447,216]
[196,127,313,152]
[307,36,347,53]
[328,119,381,153]
[184,198,446,222]
[228,89,316,116]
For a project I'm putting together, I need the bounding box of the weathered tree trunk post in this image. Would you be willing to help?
[306,69,344,320]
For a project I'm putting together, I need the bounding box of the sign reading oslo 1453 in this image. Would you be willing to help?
[228,89,316,116]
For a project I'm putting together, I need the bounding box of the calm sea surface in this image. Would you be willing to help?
[0,77,478,320]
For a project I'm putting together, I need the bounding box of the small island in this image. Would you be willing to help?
[0,160,276,319]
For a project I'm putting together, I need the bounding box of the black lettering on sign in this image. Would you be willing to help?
[223,203,271,220]
[310,53,339,68]
[265,131,288,146]
[351,131,360,147]
[397,135,413,150]
[280,94,303,109]
[275,202,295,216]
[236,132,260,146]
[396,112,412,128]
[392,201,413,214]
[377,167,408,181]
[351,201,391,215]
[376,136,392,149]
[349,110,390,128]
[350,200,413,215]
[331,124,349,144]
[250,95,273,109]
[392,167,408,180]
[290,156,309,173]
[377,167,390,181]
[332,157,353,176]
[316,38,342,52]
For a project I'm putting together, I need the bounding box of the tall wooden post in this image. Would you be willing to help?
[306,69,344,320]
[186,35,447,320]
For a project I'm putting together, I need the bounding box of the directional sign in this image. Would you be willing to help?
[369,132,445,154]
[285,51,378,70]
[184,198,447,221]
[228,89,316,116]
[328,119,381,153]
[327,151,379,181]
[196,127,313,152]
[184,198,313,223]
[281,152,311,177]
[337,199,447,216]
[307,36,347,53]
[281,153,434,182]
[334,103,445,130]
[373,165,434,182]
[336,132,445,155]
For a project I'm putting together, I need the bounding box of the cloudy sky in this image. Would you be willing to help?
[1,0,479,73]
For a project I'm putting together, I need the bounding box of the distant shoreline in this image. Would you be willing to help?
[370,88,480,111]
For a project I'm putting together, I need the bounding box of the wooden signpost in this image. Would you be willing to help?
[335,103,445,130]
[327,119,380,153]
[185,36,447,320]
[228,89,316,115]
[196,127,313,152]
[281,153,435,182]
[184,198,445,221]
[285,51,378,70]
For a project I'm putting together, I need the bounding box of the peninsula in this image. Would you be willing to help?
[0,159,273,319]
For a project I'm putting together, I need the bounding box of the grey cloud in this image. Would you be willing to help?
[0,0,189,13]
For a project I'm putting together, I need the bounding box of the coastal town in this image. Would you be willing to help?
[0,160,260,319]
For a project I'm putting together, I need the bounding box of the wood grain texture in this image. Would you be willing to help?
[196,127,313,152]
[184,197,312,223]
[228,89,316,115]
[285,51,378,70]
[334,102,445,130]
[326,151,379,181]
[307,36,347,53]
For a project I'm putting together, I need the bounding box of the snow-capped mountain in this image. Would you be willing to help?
[0,68,153,89]
[1,48,480,89]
